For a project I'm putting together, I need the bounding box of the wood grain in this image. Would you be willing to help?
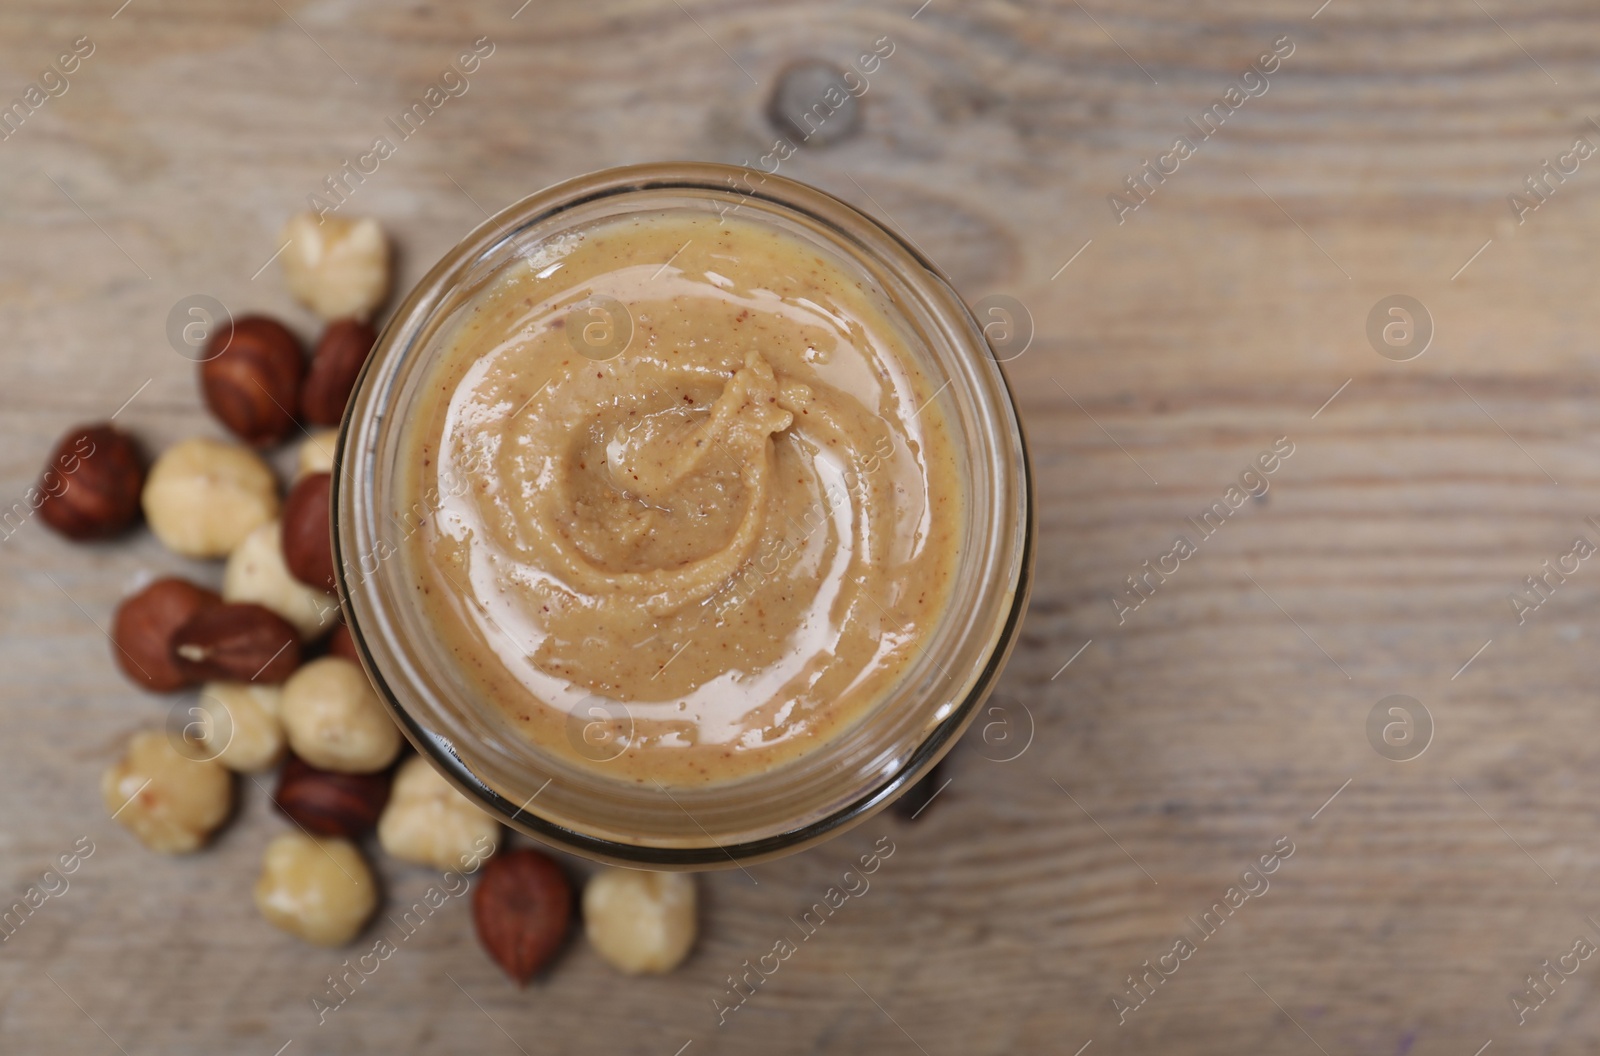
[4,0,1600,1053]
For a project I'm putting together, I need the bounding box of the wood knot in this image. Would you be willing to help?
[766,60,861,148]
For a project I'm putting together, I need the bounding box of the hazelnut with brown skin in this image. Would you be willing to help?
[274,754,391,838]
[473,849,573,985]
[112,577,222,692]
[172,602,302,684]
[301,320,375,426]
[200,316,304,448]
[36,423,145,541]
[281,472,336,592]
[326,623,360,665]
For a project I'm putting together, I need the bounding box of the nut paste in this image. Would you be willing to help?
[401,212,960,785]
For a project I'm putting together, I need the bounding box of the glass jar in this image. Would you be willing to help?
[335,162,1033,867]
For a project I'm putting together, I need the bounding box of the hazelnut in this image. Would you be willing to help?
[378,756,501,871]
[223,520,337,639]
[296,427,340,480]
[195,682,285,772]
[280,657,401,774]
[111,577,221,692]
[254,831,377,947]
[301,320,376,426]
[326,622,360,664]
[582,868,697,975]
[101,730,233,853]
[142,437,279,558]
[279,213,391,322]
[199,316,305,448]
[37,423,145,541]
[172,602,302,684]
[274,754,391,838]
[281,473,336,593]
[473,849,573,985]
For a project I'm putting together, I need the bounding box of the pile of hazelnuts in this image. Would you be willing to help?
[34,213,696,984]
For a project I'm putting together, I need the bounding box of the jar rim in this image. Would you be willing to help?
[334,162,1034,867]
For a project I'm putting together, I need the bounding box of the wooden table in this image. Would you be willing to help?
[4,1,1599,1052]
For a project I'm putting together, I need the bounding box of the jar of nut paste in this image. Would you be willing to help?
[335,162,1032,866]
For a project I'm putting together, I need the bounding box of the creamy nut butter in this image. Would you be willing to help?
[400,212,960,786]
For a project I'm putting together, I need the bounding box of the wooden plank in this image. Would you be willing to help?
[2,0,1599,1053]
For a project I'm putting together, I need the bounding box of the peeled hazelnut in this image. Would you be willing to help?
[327,623,360,664]
[37,423,145,541]
[142,437,279,558]
[111,577,221,692]
[101,730,233,853]
[296,427,340,481]
[274,754,391,838]
[301,320,376,426]
[582,868,697,975]
[200,316,305,448]
[223,520,337,640]
[281,473,336,593]
[172,602,302,684]
[473,849,573,985]
[280,657,400,774]
[254,831,377,947]
[280,213,390,322]
[378,756,501,871]
[195,682,285,772]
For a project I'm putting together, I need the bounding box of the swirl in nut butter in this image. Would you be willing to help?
[401,212,960,786]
